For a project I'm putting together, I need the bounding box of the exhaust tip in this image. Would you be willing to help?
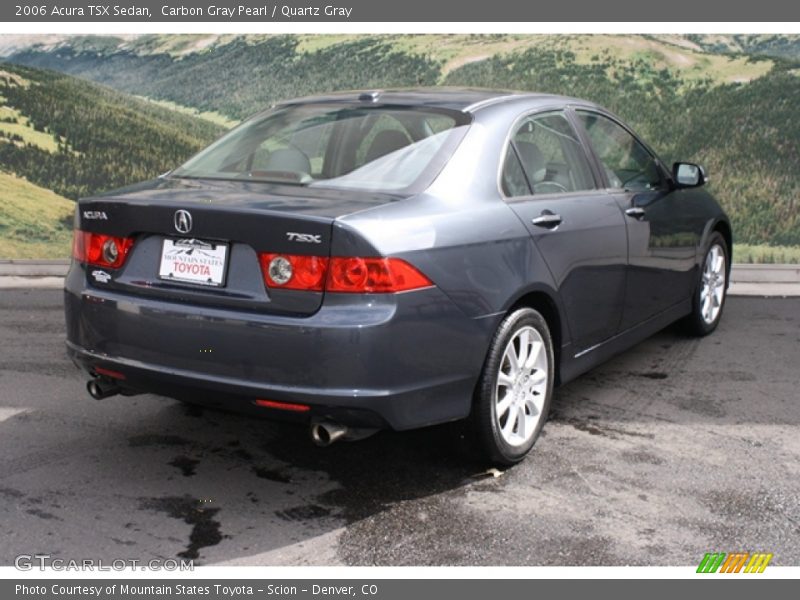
[86,380,102,399]
[310,421,347,447]
[86,378,120,400]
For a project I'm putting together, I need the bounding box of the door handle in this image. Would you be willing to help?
[625,207,646,219]
[532,213,562,228]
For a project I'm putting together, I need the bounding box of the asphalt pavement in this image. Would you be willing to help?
[0,290,798,566]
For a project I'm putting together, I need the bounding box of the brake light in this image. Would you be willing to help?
[258,253,432,294]
[327,257,433,293]
[72,230,134,269]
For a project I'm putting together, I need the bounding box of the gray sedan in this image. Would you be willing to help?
[64,88,731,464]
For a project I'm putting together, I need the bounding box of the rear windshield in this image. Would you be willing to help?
[171,103,471,193]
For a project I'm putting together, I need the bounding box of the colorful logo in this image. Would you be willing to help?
[697,552,773,573]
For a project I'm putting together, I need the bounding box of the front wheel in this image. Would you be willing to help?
[470,307,554,465]
[685,232,729,336]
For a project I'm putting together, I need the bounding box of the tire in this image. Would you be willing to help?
[470,307,555,465]
[685,232,729,336]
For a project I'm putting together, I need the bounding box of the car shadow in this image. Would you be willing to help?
[107,396,489,565]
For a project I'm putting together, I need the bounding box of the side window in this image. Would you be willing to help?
[576,111,664,191]
[501,111,595,198]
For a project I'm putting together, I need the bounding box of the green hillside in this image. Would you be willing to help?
[686,34,800,61]
[4,34,775,117]
[0,171,73,258]
[0,62,224,201]
[7,37,441,120]
[2,34,800,252]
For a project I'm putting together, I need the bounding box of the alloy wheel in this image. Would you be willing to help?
[494,326,549,447]
[701,243,726,325]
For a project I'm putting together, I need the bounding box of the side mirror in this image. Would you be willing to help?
[672,162,706,188]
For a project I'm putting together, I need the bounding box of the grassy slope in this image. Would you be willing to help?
[5,34,776,84]
[365,34,774,84]
[0,171,73,258]
[133,95,239,128]
[0,62,224,200]
[0,68,62,152]
[687,34,800,61]
[0,103,62,151]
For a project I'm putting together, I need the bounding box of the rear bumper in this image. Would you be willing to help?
[64,263,492,430]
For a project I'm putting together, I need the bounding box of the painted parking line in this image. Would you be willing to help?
[0,407,28,423]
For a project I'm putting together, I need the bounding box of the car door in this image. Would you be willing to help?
[573,110,699,329]
[501,110,628,353]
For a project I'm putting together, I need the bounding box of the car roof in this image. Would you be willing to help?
[276,87,596,114]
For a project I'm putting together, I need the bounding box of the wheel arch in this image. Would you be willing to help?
[509,290,566,385]
[712,219,733,278]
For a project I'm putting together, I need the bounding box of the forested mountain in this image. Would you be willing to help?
[686,34,800,61]
[6,37,441,120]
[0,63,224,200]
[2,34,799,250]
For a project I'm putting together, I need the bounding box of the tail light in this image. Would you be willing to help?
[259,253,329,291]
[258,253,432,294]
[72,230,134,269]
[327,257,432,293]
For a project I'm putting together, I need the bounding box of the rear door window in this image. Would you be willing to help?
[502,111,596,197]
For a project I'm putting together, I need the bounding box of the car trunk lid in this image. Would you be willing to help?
[75,177,398,315]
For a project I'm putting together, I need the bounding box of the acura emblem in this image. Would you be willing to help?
[174,210,192,234]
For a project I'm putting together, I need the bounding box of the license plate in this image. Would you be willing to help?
[158,238,228,287]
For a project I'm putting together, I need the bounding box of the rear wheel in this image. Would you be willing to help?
[470,307,554,465]
[686,232,728,336]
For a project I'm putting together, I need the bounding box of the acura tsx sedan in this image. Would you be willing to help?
[65,88,731,464]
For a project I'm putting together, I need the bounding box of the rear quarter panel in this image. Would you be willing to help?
[338,112,571,361]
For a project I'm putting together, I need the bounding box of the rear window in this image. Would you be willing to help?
[171,104,471,193]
